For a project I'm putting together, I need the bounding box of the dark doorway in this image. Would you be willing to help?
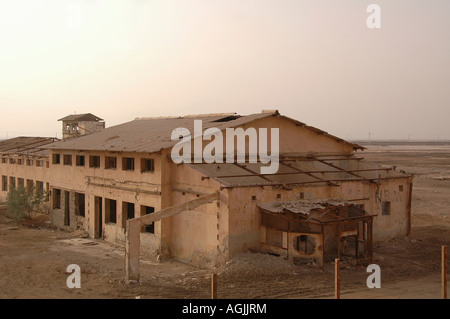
[75,193,85,217]
[95,196,103,238]
[64,191,70,226]
[122,202,135,225]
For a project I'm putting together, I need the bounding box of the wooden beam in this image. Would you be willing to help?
[280,157,364,162]
[280,161,338,186]
[315,158,372,183]
[232,162,274,182]
[220,176,410,189]
[216,168,393,179]
[316,215,376,225]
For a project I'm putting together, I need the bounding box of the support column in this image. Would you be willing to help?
[125,191,219,281]
[125,219,141,281]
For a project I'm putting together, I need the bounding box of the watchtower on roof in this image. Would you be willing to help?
[58,113,105,140]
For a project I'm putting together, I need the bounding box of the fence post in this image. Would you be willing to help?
[443,245,447,299]
[335,258,340,299]
[211,273,217,299]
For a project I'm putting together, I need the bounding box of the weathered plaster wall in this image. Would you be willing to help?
[78,121,105,136]
[0,157,51,202]
[238,116,355,155]
[329,178,412,242]
[227,176,412,257]
[50,149,163,255]
[167,161,228,267]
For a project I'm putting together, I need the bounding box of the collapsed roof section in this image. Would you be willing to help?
[258,200,376,225]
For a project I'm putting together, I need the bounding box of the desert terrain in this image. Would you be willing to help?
[0,142,449,299]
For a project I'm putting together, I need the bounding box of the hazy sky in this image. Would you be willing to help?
[1,0,449,140]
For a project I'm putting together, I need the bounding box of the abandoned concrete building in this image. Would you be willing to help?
[0,136,59,209]
[0,110,413,279]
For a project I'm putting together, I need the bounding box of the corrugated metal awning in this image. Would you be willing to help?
[258,200,375,224]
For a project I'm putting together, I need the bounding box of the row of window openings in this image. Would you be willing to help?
[104,200,155,233]
[52,192,155,234]
[52,154,154,172]
[53,190,85,218]
[1,176,48,199]
[1,158,48,167]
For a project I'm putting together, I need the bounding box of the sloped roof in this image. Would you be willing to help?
[45,111,363,153]
[0,137,59,157]
[46,112,272,153]
[58,113,104,122]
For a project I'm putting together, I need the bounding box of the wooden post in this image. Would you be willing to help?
[443,245,447,300]
[406,181,413,236]
[211,273,217,299]
[337,225,341,260]
[335,258,340,299]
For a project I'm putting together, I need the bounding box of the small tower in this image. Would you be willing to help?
[58,113,105,140]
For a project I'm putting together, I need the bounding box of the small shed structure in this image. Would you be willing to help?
[258,200,376,267]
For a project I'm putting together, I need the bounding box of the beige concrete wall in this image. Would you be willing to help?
[49,150,162,192]
[85,186,161,247]
[169,194,219,266]
[329,178,412,242]
[227,176,412,257]
[49,149,163,255]
[78,121,105,136]
[234,116,354,155]
[0,155,51,205]
[226,184,334,256]
[51,189,84,232]
[167,160,228,266]
[189,115,355,162]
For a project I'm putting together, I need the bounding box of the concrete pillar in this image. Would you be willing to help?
[125,218,141,281]
[160,150,173,257]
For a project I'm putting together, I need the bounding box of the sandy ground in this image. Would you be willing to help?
[0,143,449,299]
